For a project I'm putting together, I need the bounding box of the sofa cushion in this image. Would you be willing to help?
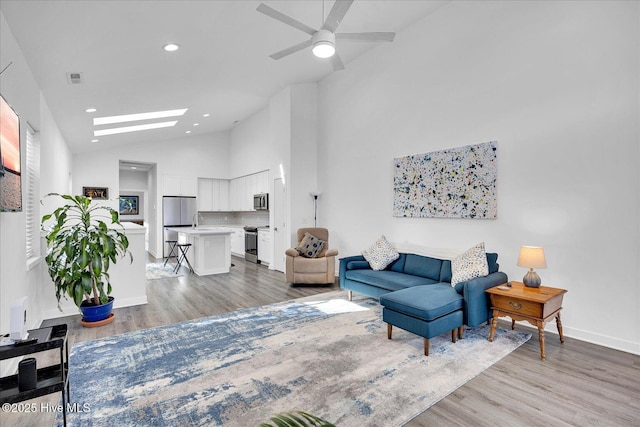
[346,260,371,270]
[296,232,326,258]
[345,270,438,292]
[362,235,400,270]
[380,284,463,321]
[487,252,499,274]
[440,260,452,283]
[387,253,407,272]
[403,254,443,281]
[451,242,489,285]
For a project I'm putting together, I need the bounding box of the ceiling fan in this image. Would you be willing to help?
[257,0,395,71]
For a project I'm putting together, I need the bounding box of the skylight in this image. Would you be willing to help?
[94,121,178,137]
[93,109,188,126]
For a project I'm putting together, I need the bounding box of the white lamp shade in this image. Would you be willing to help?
[312,29,336,58]
[517,246,547,269]
[312,42,335,58]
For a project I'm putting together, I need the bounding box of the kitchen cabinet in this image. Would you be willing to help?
[163,175,197,196]
[198,178,230,211]
[228,170,270,211]
[255,170,269,194]
[228,226,245,257]
[197,178,213,211]
[172,227,232,275]
[258,228,272,265]
[214,180,229,211]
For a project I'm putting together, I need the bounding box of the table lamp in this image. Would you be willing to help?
[517,246,546,288]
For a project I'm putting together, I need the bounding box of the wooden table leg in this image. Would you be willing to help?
[556,311,565,344]
[537,320,546,360]
[511,319,516,330]
[489,311,499,342]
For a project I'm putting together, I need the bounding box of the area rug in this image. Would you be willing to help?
[56,291,530,427]
[145,262,186,280]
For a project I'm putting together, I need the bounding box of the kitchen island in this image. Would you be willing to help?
[166,227,233,276]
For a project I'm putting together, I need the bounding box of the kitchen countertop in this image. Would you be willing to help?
[166,226,234,236]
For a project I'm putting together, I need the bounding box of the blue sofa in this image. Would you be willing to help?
[339,252,508,327]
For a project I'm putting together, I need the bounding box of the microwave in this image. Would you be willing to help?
[253,193,269,210]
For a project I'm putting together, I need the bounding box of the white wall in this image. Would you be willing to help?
[120,170,148,223]
[230,84,319,258]
[318,1,639,354]
[73,131,231,257]
[0,12,73,376]
[229,107,273,178]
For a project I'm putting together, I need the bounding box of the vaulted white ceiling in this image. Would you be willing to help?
[0,0,446,153]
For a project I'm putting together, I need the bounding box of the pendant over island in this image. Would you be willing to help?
[165,227,233,276]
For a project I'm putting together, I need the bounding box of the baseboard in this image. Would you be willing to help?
[41,296,148,320]
[498,319,640,356]
[148,248,160,259]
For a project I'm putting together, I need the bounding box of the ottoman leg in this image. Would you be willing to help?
[451,329,457,343]
[458,326,464,339]
[387,324,393,340]
[424,338,430,356]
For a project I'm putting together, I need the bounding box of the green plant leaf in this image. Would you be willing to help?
[91,253,103,277]
[260,411,335,427]
[73,282,84,306]
[41,193,133,310]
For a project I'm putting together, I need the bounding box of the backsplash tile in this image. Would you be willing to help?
[198,211,269,227]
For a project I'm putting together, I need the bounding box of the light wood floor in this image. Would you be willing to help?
[3,256,639,426]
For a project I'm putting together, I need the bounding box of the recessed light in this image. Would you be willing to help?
[203,113,210,117]
[185,130,191,134]
[91,139,99,143]
[163,43,180,52]
[94,108,187,126]
[94,121,178,137]
[86,108,97,113]
[193,123,199,126]
[131,166,137,170]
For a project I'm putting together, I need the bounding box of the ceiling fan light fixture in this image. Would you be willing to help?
[312,30,336,58]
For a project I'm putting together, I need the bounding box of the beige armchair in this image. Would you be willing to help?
[285,228,338,284]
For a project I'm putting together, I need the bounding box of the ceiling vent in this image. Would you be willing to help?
[66,72,83,84]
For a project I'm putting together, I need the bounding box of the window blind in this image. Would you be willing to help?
[25,128,40,262]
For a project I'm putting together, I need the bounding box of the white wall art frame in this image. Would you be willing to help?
[393,141,497,219]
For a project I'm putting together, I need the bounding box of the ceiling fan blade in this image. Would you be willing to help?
[257,3,317,36]
[322,0,354,33]
[330,52,345,71]
[336,32,396,42]
[269,39,313,60]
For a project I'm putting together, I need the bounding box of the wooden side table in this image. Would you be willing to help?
[486,281,567,360]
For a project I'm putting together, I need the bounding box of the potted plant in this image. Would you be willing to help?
[260,411,335,427]
[41,193,132,326]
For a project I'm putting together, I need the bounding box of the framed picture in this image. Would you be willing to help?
[119,195,139,215]
[83,186,109,200]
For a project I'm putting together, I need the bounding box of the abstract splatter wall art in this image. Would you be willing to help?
[393,141,497,219]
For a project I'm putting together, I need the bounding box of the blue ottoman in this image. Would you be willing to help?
[380,284,464,356]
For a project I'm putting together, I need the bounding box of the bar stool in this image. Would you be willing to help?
[175,243,193,274]
[163,240,178,267]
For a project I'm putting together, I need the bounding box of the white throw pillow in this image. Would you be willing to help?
[362,235,400,271]
[451,242,489,285]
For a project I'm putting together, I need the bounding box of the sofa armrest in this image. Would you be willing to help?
[285,248,299,257]
[339,255,368,288]
[455,271,508,327]
[325,248,339,257]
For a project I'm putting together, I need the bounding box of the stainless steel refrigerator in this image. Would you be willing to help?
[162,196,197,258]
